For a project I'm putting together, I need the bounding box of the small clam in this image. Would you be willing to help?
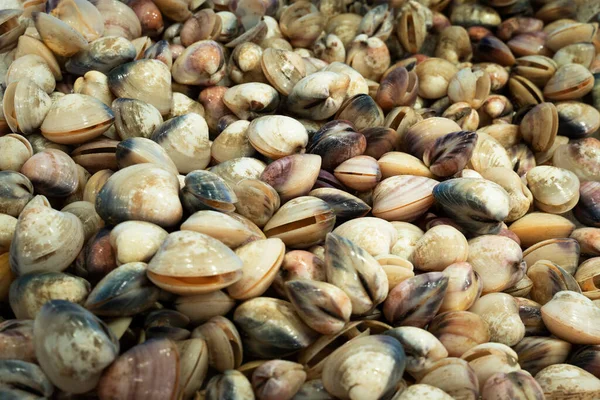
[447,68,491,109]
[272,250,326,297]
[2,79,51,135]
[325,233,388,316]
[410,225,468,272]
[115,137,178,175]
[519,102,558,153]
[211,120,254,163]
[418,357,480,400]
[286,71,350,120]
[307,120,366,172]
[383,272,448,328]
[171,40,226,86]
[461,343,521,392]
[514,336,571,376]
[261,48,306,96]
[403,117,462,160]
[523,238,580,276]
[175,291,236,326]
[527,260,580,305]
[527,165,580,214]
[34,300,119,394]
[0,171,34,218]
[109,221,167,266]
[423,131,478,177]
[66,36,135,75]
[10,196,84,275]
[233,179,280,228]
[10,272,90,320]
[73,228,117,285]
[181,170,237,215]
[147,231,243,296]
[263,196,335,249]
[96,164,183,227]
[0,134,32,172]
[333,217,397,257]
[192,316,242,373]
[112,98,163,140]
[205,370,255,400]
[73,70,115,107]
[223,83,279,121]
[393,384,453,400]
[97,338,179,400]
[541,291,600,344]
[569,345,600,379]
[543,63,594,101]
[182,211,264,250]
[440,262,482,313]
[481,370,545,400]
[509,212,575,248]
[252,360,306,400]
[260,154,321,203]
[0,319,35,362]
[32,12,88,57]
[416,58,459,100]
[433,178,510,235]
[247,115,308,159]
[0,214,17,254]
[209,157,266,187]
[553,138,600,182]
[334,155,381,192]
[470,293,525,347]
[322,335,406,400]
[233,297,319,358]
[335,94,384,132]
[535,364,600,400]
[372,175,438,222]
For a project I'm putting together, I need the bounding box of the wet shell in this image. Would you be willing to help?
[112,98,163,140]
[246,116,308,160]
[260,154,321,203]
[372,175,438,222]
[2,79,51,135]
[541,291,600,344]
[526,166,580,214]
[32,12,88,57]
[543,63,594,101]
[333,217,397,257]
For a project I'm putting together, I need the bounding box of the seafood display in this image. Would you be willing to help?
[2,0,600,398]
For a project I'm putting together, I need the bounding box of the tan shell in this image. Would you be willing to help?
[519,102,558,153]
[535,364,600,400]
[109,221,167,266]
[372,175,438,222]
[2,79,52,135]
[246,115,308,159]
[527,166,580,214]
[5,54,55,94]
[181,210,265,249]
[541,291,600,345]
[334,155,381,192]
[470,293,525,347]
[0,134,33,172]
[147,231,243,295]
[32,12,88,57]
[410,226,469,272]
[333,217,397,257]
[378,152,434,179]
[509,212,575,248]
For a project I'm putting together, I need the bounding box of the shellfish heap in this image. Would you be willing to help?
[2,0,600,398]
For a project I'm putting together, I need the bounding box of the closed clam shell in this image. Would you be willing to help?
[383,272,448,328]
[447,68,491,109]
[5,54,55,96]
[260,154,321,203]
[40,93,114,144]
[175,291,236,326]
[171,40,226,86]
[428,311,491,357]
[210,157,266,187]
[233,179,280,229]
[96,164,183,228]
[545,22,596,52]
[335,94,384,132]
[227,238,285,300]
[261,48,306,96]
[0,134,31,172]
[468,235,526,294]
[32,12,88,57]
[233,297,319,358]
[115,137,178,175]
[468,132,512,173]
[322,335,406,400]
[65,36,136,75]
[553,138,600,182]
[514,336,571,376]
[10,196,84,275]
[264,196,336,249]
[325,232,388,316]
[181,170,237,215]
[542,291,600,344]
[403,117,462,160]
[0,214,17,254]
[286,71,350,120]
[2,79,52,135]
[205,370,254,400]
[176,338,209,399]
[574,181,600,227]
[527,166,580,214]
[0,359,54,399]
[470,293,525,347]
[151,113,210,173]
[247,116,308,160]
[34,300,119,394]
[556,101,600,139]
[334,155,381,192]
[535,364,600,399]
[73,70,115,107]
[372,175,438,222]
[410,226,469,272]
[440,262,481,313]
[378,152,433,179]
[181,210,264,250]
[519,102,558,152]
[107,59,172,116]
[433,178,510,235]
[211,120,254,163]
[252,359,306,400]
[509,212,575,248]
[109,221,167,266]
[418,357,480,400]
[461,343,521,392]
[572,228,600,257]
[307,120,366,172]
[0,171,34,218]
[19,149,77,198]
[423,131,478,177]
[112,98,163,140]
[523,238,580,275]
[97,338,179,400]
[223,83,279,121]
[543,63,594,101]
[333,217,397,257]
[309,188,371,221]
[481,370,544,400]
[147,231,243,296]
[192,316,242,373]
[9,272,90,320]
[50,0,104,42]
[393,384,453,400]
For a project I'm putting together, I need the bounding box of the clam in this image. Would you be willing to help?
[247,115,308,159]
[109,221,167,266]
[233,297,319,358]
[260,154,321,203]
[211,120,254,163]
[96,164,183,227]
[440,262,482,313]
[433,178,510,235]
[523,238,580,276]
[10,196,84,275]
[14,35,61,81]
[0,214,17,254]
[334,155,381,192]
[97,338,180,400]
[40,94,114,144]
[535,364,600,400]
[223,83,279,121]
[233,179,280,228]
[181,170,237,215]
[34,300,119,393]
[309,188,371,221]
[383,272,448,328]
[553,138,600,182]
[66,36,135,75]
[0,10,26,53]
[468,132,512,173]
[325,233,388,316]
[468,235,526,294]
[393,384,453,400]
[470,293,525,347]
[261,48,306,96]
[10,272,91,320]
[307,120,366,171]
[112,98,164,141]
[115,137,178,175]
[20,149,78,198]
[509,212,575,248]
[73,227,117,285]
[410,225,468,272]
[192,316,243,373]
[147,231,243,296]
[514,336,571,376]
[335,94,384,132]
[263,196,336,249]
[322,335,406,400]
[205,370,255,400]
[227,238,285,300]
[172,40,226,86]
[32,12,88,57]
[0,171,34,217]
[528,260,580,305]
[272,250,326,297]
[0,134,32,172]
[418,357,480,400]
[210,157,267,186]
[2,79,51,135]
[0,319,35,362]
[447,68,491,109]
[378,152,433,179]
[175,290,236,326]
[543,63,594,101]
[527,165,580,214]
[415,58,459,100]
[73,70,115,107]
[0,359,54,399]
[569,345,600,379]
[324,62,370,99]
[107,59,172,116]
[481,167,532,222]
[572,228,600,256]
[519,102,558,153]
[182,210,264,250]
[333,217,397,257]
[481,370,545,400]
[372,175,438,222]
[403,117,462,160]
[461,343,521,392]
[541,291,600,344]
[423,131,478,177]
[279,2,325,48]
[252,360,306,400]
[285,279,352,335]
[286,71,350,120]
[5,54,55,95]
[556,101,600,139]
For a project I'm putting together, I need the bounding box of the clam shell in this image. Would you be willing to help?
[112,98,163,140]
[2,79,51,135]
[32,12,88,57]
[523,238,580,275]
[181,210,264,249]
[372,175,438,222]
[541,291,600,344]
[247,115,308,160]
[66,36,136,75]
[527,165,580,214]
[509,212,575,248]
[333,217,397,257]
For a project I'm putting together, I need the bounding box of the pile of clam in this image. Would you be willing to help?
[3,0,600,398]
